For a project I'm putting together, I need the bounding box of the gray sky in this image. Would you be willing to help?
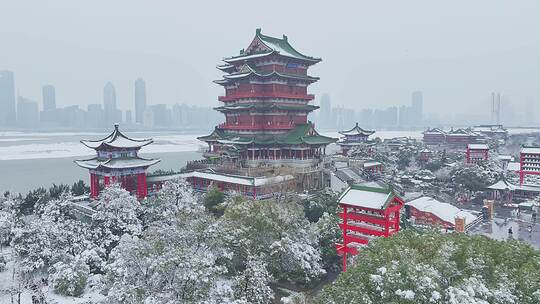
[1,0,539,119]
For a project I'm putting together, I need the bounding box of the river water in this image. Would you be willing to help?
[2,128,534,194]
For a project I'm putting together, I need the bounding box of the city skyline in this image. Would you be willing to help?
[1,1,540,120]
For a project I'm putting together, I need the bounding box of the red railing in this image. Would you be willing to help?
[218,123,296,130]
[219,92,315,102]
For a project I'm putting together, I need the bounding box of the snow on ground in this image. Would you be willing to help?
[0,127,537,161]
[0,250,105,304]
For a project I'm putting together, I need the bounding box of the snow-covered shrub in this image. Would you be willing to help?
[233,257,273,304]
[0,255,6,272]
[317,230,540,304]
[50,258,90,297]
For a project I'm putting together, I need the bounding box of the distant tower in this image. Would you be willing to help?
[134,78,147,124]
[320,93,332,128]
[17,96,39,128]
[125,110,133,125]
[411,91,423,126]
[491,92,501,125]
[103,82,118,125]
[0,70,17,126]
[42,84,56,111]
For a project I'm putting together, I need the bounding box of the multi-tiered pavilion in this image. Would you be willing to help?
[337,123,375,155]
[75,124,160,199]
[199,28,335,167]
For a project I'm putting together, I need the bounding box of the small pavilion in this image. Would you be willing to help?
[75,124,160,199]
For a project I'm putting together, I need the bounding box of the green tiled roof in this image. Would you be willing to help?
[223,29,321,63]
[198,122,337,147]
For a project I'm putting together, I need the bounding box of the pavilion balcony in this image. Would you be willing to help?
[218,123,296,130]
[245,157,319,168]
[219,92,315,102]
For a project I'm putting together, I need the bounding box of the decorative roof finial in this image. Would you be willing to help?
[114,123,119,131]
[256,28,261,35]
[283,34,288,41]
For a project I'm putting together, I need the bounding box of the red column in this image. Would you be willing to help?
[104,176,110,187]
[90,173,96,198]
[384,211,390,237]
[137,173,147,199]
[342,205,348,272]
[394,209,400,231]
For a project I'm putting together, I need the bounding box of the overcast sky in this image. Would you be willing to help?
[1,0,539,119]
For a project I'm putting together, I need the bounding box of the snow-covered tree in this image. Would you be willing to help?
[90,185,142,259]
[316,212,342,271]
[0,195,19,251]
[141,178,203,226]
[49,257,90,297]
[233,257,273,304]
[223,198,325,284]
[11,192,92,273]
[318,230,540,304]
[104,179,231,303]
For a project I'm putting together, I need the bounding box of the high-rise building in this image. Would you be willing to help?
[87,104,104,128]
[103,82,121,125]
[150,104,171,127]
[125,110,133,125]
[42,84,56,111]
[411,91,423,126]
[0,70,16,126]
[40,84,58,126]
[17,96,39,128]
[320,93,332,129]
[134,78,147,124]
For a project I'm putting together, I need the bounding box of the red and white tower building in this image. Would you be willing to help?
[519,146,540,185]
[335,185,404,272]
[75,124,160,199]
[198,28,335,167]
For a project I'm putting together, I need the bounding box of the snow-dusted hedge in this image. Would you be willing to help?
[318,230,540,304]
[50,258,90,297]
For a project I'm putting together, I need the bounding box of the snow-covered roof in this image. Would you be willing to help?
[75,157,160,170]
[363,161,382,168]
[407,196,477,225]
[521,146,540,154]
[468,144,489,150]
[472,125,507,133]
[498,155,513,161]
[81,124,153,150]
[423,128,446,135]
[339,123,375,136]
[339,185,399,210]
[507,162,520,171]
[146,171,294,187]
[486,179,515,191]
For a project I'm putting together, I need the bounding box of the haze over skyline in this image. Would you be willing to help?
[1,0,540,121]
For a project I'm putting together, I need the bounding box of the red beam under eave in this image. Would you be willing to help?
[339,223,386,237]
[520,171,540,175]
[339,212,388,226]
[335,243,358,255]
[344,234,370,245]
